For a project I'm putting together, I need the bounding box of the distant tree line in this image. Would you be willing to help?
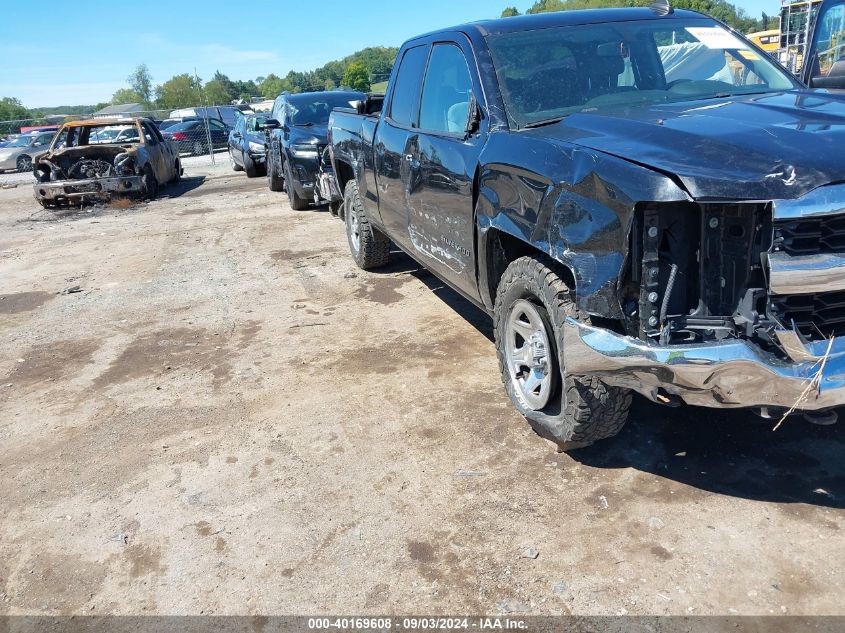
[501,0,772,33]
[1,46,398,126]
[107,46,398,111]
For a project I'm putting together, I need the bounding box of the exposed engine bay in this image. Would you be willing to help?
[32,117,181,208]
[35,146,137,184]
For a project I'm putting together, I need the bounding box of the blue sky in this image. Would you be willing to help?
[1,0,781,108]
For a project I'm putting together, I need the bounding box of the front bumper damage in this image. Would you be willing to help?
[34,175,143,204]
[577,182,845,413]
[564,319,845,410]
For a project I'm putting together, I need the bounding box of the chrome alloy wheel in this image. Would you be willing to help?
[505,299,554,410]
[348,205,361,253]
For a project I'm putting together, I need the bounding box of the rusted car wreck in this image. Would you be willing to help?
[33,118,182,208]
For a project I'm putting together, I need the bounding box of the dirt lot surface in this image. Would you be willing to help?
[0,165,842,616]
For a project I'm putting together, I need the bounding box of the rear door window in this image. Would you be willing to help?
[389,45,429,127]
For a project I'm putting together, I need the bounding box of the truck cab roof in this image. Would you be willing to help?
[410,7,708,41]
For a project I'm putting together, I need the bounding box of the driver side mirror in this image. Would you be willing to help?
[811,59,845,89]
[261,118,281,130]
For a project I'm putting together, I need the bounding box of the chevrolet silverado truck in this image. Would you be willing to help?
[328,5,845,449]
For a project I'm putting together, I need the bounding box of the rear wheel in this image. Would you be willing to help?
[172,159,182,183]
[344,180,389,269]
[493,256,631,449]
[230,151,243,172]
[192,141,205,157]
[16,155,32,173]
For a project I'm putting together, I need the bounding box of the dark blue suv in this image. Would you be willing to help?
[262,90,365,210]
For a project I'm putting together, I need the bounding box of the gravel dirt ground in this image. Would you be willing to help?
[0,164,842,616]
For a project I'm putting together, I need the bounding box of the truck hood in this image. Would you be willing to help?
[289,124,328,146]
[536,90,845,200]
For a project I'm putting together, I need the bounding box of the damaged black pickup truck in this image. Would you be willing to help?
[329,6,845,448]
[33,117,182,208]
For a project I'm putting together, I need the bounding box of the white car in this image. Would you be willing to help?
[0,130,55,172]
[90,126,140,145]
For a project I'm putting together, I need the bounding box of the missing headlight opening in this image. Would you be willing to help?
[626,201,781,347]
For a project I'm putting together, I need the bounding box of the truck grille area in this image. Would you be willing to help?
[771,291,845,339]
[774,215,845,256]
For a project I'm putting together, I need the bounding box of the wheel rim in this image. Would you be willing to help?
[194,142,202,155]
[505,299,554,410]
[348,205,361,253]
[18,156,31,172]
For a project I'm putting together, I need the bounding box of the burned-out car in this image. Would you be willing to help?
[33,118,182,208]
[330,6,845,449]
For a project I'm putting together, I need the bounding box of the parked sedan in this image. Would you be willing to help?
[161,119,230,155]
[228,113,267,177]
[0,130,55,172]
[158,117,198,131]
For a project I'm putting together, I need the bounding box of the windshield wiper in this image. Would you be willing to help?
[523,116,567,129]
[294,122,315,127]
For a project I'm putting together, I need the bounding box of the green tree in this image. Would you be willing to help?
[204,79,232,105]
[259,73,286,99]
[211,71,236,101]
[128,64,153,105]
[155,73,202,109]
[111,88,143,105]
[502,6,521,16]
[232,79,260,101]
[0,97,29,134]
[343,61,371,92]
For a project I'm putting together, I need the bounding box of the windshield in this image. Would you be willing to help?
[486,18,798,128]
[288,95,361,126]
[7,135,35,147]
[54,124,140,148]
[246,114,268,133]
[168,121,199,132]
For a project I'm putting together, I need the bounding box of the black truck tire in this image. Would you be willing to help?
[141,165,159,200]
[230,151,243,172]
[267,149,284,192]
[493,255,631,449]
[344,180,389,269]
[244,154,260,178]
[284,159,309,210]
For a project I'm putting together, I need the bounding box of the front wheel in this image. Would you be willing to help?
[244,153,261,178]
[344,180,389,269]
[284,159,309,210]
[141,165,159,200]
[267,150,284,191]
[230,151,243,172]
[493,256,631,449]
[17,155,32,173]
